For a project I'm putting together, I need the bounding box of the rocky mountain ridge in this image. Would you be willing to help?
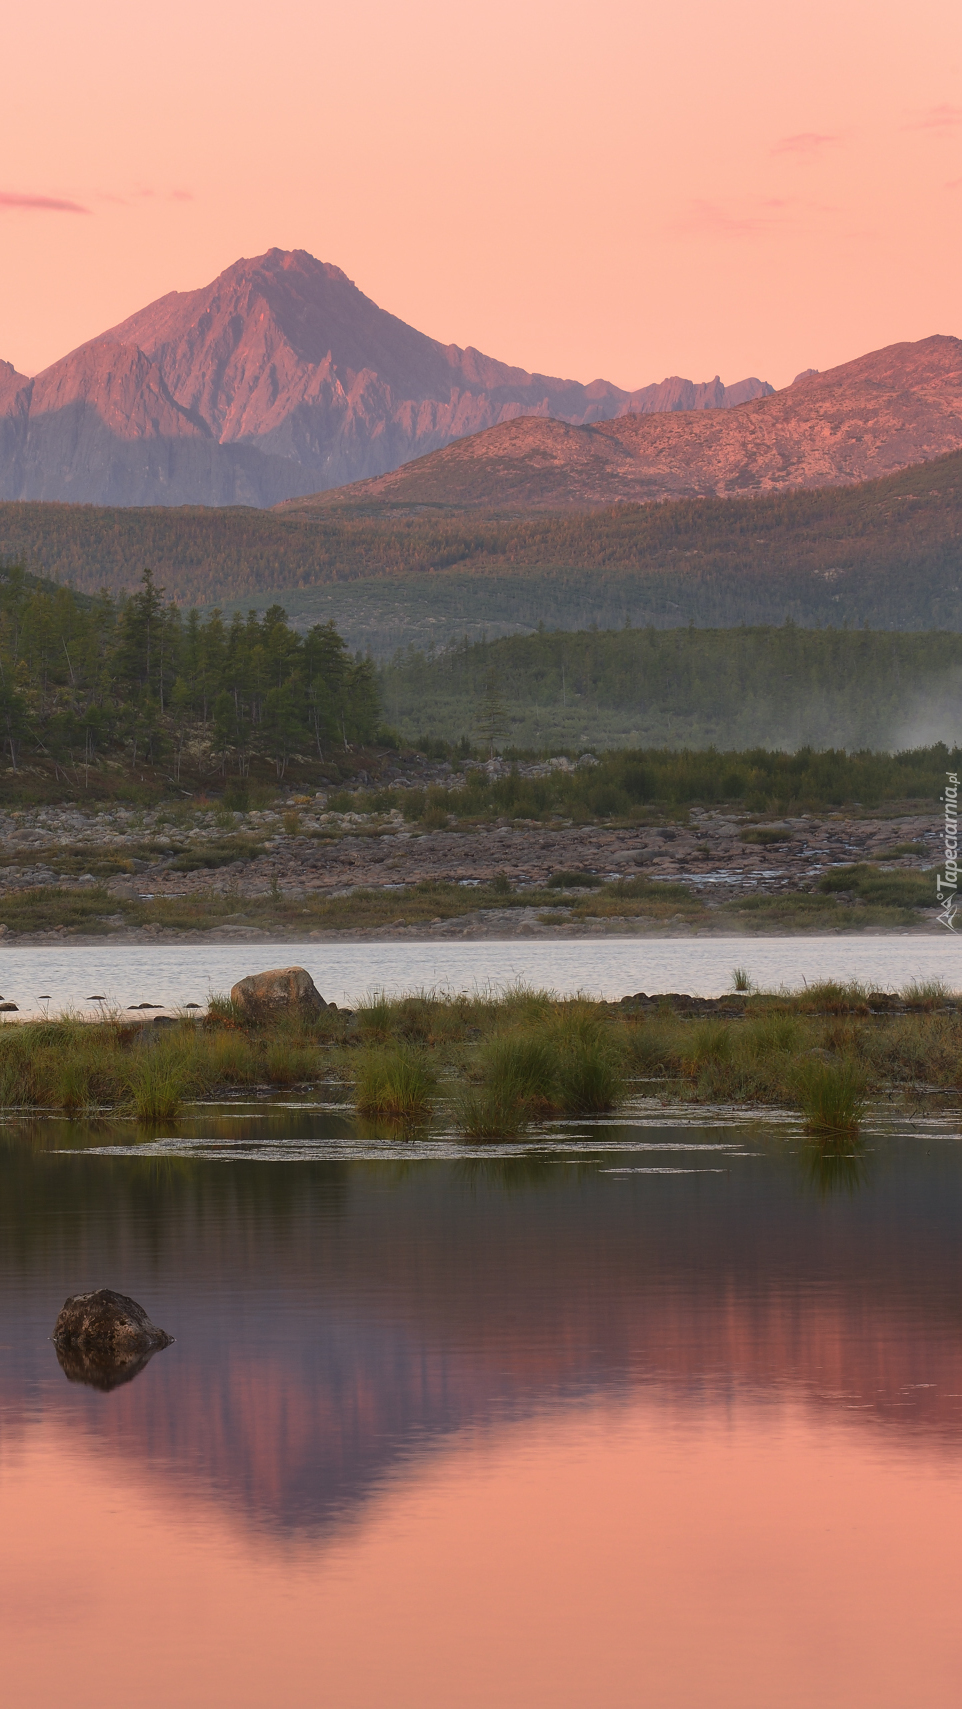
[0,249,770,507]
[284,334,962,511]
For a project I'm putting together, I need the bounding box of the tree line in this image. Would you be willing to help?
[0,567,380,778]
[0,446,960,632]
[380,622,962,754]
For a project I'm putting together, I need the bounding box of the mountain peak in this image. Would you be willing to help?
[1,248,775,505]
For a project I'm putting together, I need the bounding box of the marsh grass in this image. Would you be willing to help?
[794,1058,867,1136]
[453,1084,531,1138]
[126,1051,189,1121]
[355,1044,438,1123]
[455,1005,625,1134]
[902,978,950,1006]
[263,1041,318,1086]
[0,984,957,1125]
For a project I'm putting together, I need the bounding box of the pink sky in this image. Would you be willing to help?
[2,0,961,389]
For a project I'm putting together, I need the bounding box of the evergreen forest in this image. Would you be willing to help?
[0,566,380,784]
[1,448,961,652]
[381,624,962,753]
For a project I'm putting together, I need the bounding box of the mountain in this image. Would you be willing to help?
[0,249,771,507]
[283,334,962,511]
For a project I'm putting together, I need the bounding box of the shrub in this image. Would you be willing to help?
[818,864,933,909]
[547,870,602,889]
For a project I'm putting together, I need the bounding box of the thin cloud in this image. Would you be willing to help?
[134,186,193,202]
[904,104,962,131]
[0,191,90,214]
[670,198,788,239]
[771,132,838,155]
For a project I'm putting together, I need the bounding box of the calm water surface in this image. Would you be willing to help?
[0,933,960,1014]
[1,1105,961,1707]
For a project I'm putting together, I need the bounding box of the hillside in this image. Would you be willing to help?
[1,449,962,651]
[381,625,962,752]
[0,249,769,507]
[283,334,962,510]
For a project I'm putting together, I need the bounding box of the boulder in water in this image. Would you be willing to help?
[230,966,326,1018]
[52,1288,173,1389]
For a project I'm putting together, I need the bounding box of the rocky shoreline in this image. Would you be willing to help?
[0,798,943,941]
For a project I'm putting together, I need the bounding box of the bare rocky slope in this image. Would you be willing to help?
[284,334,962,511]
[0,250,769,507]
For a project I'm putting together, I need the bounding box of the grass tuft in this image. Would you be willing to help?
[355,1043,438,1123]
[794,1058,866,1136]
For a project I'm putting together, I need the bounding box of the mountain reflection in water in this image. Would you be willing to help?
[1,1112,961,1540]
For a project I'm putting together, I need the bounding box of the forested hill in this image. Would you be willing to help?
[381,625,962,752]
[0,567,380,789]
[0,450,960,640]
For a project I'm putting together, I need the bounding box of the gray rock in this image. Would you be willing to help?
[230,965,326,1018]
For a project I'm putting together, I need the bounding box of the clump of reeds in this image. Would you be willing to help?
[549,1008,625,1113]
[126,1051,189,1122]
[356,991,397,1042]
[732,966,752,992]
[355,1043,438,1124]
[454,1006,624,1137]
[794,1057,866,1136]
[453,1084,531,1139]
[902,978,951,1007]
[0,1032,42,1107]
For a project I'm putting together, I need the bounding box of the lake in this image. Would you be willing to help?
[0,932,960,1015]
[1,1104,961,1707]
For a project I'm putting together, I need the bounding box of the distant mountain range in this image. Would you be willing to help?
[286,335,962,511]
[0,249,771,507]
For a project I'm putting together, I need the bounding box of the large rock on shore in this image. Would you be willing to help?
[230,965,327,1018]
[52,1288,173,1390]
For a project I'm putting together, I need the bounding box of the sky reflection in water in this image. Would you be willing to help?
[0,1109,961,1707]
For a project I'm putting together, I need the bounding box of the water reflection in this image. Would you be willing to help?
[0,1114,960,1543]
[54,1338,169,1392]
[801,1138,872,1196]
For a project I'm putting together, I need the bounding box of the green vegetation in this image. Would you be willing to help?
[355,1043,439,1124]
[381,624,962,751]
[4,449,962,653]
[0,852,939,941]
[0,985,958,1142]
[0,565,380,794]
[461,1010,624,1129]
[349,743,956,818]
[794,1058,867,1137]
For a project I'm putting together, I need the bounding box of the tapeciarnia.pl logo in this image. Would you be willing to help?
[937,771,959,931]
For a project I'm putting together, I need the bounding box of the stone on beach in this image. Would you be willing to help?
[230,965,327,1018]
[52,1287,173,1390]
